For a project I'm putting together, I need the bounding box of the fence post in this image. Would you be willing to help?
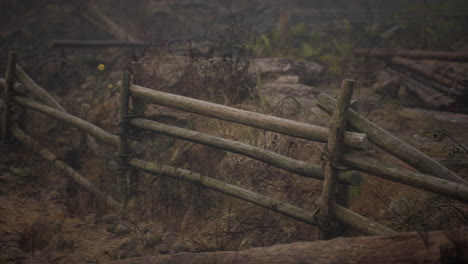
[128,61,145,198]
[131,61,146,115]
[118,71,131,203]
[65,103,91,169]
[1,51,17,144]
[318,79,355,239]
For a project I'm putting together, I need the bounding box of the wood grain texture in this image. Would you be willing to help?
[319,79,355,239]
[130,118,361,185]
[108,227,466,264]
[129,84,369,149]
[317,93,467,185]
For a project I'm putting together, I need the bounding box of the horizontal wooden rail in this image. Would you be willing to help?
[13,96,118,146]
[15,65,65,111]
[332,203,396,236]
[49,39,148,49]
[130,159,320,225]
[130,118,361,186]
[342,154,468,203]
[129,85,369,150]
[11,124,120,209]
[130,118,361,185]
[317,93,467,185]
[129,159,395,235]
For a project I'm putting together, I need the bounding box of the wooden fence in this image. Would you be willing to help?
[1,51,467,240]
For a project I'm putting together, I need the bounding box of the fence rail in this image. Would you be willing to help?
[129,84,369,150]
[2,52,466,241]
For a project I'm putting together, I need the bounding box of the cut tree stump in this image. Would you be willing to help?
[108,227,468,264]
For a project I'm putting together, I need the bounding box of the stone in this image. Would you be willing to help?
[144,234,162,248]
[159,243,170,254]
[275,75,300,84]
[106,224,117,233]
[172,243,189,253]
[102,214,118,224]
[249,58,323,85]
[115,224,131,236]
[47,190,62,201]
[120,238,137,251]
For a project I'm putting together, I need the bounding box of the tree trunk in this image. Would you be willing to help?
[108,227,468,264]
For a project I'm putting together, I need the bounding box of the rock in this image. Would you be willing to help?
[262,83,319,109]
[144,234,162,248]
[47,190,62,201]
[127,250,142,258]
[10,167,33,177]
[116,224,129,235]
[102,214,119,224]
[172,243,189,253]
[275,75,300,84]
[159,243,170,254]
[115,224,131,236]
[250,58,323,85]
[120,238,137,251]
[106,224,117,233]
[80,82,92,90]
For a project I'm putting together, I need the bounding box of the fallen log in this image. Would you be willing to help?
[387,68,456,108]
[129,84,369,149]
[129,159,395,235]
[353,48,468,62]
[390,57,465,92]
[130,118,361,185]
[11,124,120,209]
[108,227,468,264]
[49,39,147,49]
[317,93,467,185]
[390,66,464,97]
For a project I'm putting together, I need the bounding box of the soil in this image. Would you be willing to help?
[1,1,468,263]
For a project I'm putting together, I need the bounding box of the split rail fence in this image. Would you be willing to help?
[1,51,467,240]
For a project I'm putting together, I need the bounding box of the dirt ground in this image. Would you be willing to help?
[1,0,468,263]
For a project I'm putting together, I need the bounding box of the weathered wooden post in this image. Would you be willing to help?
[72,104,91,150]
[65,103,91,169]
[318,79,355,239]
[118,71,131,203]
[131,61,146,115]
[1,51,17,144]
[128,61,145,198]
